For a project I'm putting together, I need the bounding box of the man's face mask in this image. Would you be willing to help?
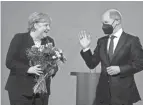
[102,20,116,35]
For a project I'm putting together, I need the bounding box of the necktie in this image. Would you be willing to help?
[108,35,116,61]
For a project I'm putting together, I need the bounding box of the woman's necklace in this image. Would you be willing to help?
[30,32,42,47]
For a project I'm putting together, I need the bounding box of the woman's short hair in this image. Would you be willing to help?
[28,12,52,31]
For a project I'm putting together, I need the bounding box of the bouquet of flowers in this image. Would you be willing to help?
[26,43,66,94]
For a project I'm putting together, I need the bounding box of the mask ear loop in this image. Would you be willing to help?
[112,19,118,30]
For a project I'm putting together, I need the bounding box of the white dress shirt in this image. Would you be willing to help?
[107,28,123,53]
[83,28,123,53]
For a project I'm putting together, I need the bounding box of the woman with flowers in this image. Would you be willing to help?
[5,12,65,105]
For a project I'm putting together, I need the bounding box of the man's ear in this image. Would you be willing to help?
[116,19,121,25]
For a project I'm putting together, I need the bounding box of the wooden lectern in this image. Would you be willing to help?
[71,72,100,105]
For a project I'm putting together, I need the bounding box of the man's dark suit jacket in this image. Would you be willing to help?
[81,32,143,105]
[5,32,57,98]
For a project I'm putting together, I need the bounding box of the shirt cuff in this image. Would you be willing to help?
[83,47,90,52]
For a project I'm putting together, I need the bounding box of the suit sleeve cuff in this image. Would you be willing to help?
[83,47,90,52]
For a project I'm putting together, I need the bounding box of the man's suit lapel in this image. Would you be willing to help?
[103,36,110,66]
[111,32,127,63]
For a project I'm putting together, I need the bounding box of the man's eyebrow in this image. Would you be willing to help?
[104,21,108,23]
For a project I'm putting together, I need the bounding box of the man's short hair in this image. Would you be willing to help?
[109,9,122,21]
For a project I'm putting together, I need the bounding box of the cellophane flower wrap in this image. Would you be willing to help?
[26,43,66,94]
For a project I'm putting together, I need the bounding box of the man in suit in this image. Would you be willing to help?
[79,9,143,105]
[5,12,58,105]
